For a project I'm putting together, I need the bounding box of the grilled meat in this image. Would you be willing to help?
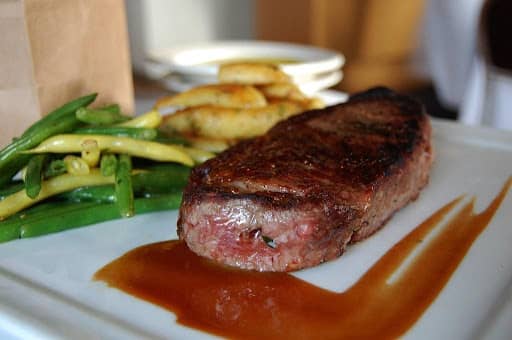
[178,87,433,272]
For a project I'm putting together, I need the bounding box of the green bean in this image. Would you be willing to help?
[0,113,84,186]
[0,221,20,242]
[73,127,158,140]
[0,154,30,186]
[0,92,96,183]
[134,192,183,213]
[59,185,116,203]
[11,201,78,219]
[22,93,97,137]
[142,163,190,172]
[2,201,86,224]
[44,159,67,178]
[100,154,118,176]
[58,165,190,202]
[115,154,134,217]
[76,107,129,125]
[154,131,190,145]
[0,201,98,242]
[100,104,121,114]
[25,154,47,199]
[0,181,24,201]
[16,193,183,240]
[132,166,190,193]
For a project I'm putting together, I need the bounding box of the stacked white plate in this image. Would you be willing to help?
[145,40,345,95]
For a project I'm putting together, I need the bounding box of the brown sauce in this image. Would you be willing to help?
[94,177,511,339]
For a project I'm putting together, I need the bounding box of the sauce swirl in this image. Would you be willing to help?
[95,177,511,339]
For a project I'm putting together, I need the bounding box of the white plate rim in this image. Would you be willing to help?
[146,40,345,78]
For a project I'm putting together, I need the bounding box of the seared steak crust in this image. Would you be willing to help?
[178,87,433,271]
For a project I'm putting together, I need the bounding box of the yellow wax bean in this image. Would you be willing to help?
[116,110,161,128]
[0,170,113,219]
[81,139,100,167]
[64,155,90,175]
[25,134,193,166]
[177,146,215,164]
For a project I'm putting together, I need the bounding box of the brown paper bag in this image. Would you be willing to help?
[0,0,134,147]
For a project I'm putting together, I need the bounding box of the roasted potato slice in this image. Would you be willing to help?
[304,97,325,110]
[218,63,290,85]
[266,97,325,110]
[181,135,236,153]
[160,100,308,139]
[257,82,307,101]
[154,84,267,110]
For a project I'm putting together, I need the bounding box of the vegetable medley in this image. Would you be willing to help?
[0,93,213,243]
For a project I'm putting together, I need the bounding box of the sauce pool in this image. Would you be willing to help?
[94,177,511,339]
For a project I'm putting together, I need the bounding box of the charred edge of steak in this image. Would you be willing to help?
[350,119,433,242]
[271,86,426,132]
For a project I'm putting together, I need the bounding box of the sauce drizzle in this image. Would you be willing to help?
[95,177,511,339]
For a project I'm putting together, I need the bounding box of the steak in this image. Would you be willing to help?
[177,87,433,272]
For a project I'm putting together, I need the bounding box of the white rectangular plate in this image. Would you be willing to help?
[0,118,511,340]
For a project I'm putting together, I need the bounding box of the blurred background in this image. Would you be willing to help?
[125,0,511,128]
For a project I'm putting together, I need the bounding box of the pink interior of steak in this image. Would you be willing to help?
[179,193,359,271]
